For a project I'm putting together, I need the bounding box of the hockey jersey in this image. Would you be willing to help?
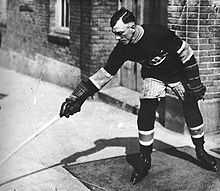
[104,24,191,83]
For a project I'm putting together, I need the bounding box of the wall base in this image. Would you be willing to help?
[0,49,81,89]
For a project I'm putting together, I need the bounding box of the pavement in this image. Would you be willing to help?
[0,67,219,191]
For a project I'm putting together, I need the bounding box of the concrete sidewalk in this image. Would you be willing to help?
[0,67,219,191]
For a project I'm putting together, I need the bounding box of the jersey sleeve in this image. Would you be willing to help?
[104,43,127,75]
[164,29,197,68]
[161,28,183,53]
[162,28,205,98]
[161,28,195,65]
[89,43,127,90]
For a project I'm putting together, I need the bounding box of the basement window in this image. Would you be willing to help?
[55,0,70,34]
[49,0,70,45]
[0,0,7,27]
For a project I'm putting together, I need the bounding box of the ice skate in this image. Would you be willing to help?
[196,146,218,172]
[130,153,151,185]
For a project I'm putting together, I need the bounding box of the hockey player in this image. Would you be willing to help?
[60,7,217,185]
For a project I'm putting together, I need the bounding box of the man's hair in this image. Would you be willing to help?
[110,7,136,28]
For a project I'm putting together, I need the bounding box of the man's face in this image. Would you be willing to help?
[112,18,135,45]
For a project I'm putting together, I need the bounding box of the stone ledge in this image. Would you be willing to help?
[99,86,140,115]
[98,86,172,132]
[0,49,81,89]
[98,86,220,134]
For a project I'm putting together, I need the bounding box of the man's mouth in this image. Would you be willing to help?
[120,40,127,43]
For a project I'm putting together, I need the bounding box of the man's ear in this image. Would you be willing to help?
[131,24,135,29]
[127,22,135,30]
[130,25,136,33]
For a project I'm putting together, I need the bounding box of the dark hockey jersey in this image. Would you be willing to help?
[104,24,188,83]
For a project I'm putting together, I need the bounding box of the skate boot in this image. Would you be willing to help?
[130,152,151,185]
[193,136,217,171]
[195,146,217,172]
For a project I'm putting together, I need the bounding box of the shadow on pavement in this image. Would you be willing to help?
[61,137,204,169]
[1,137,219,189]
[62,137,220,191]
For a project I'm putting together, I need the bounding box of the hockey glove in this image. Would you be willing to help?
[168,82,185,101]
[60,80,98,118]
[183,56,206,101]
[185,83,206,101]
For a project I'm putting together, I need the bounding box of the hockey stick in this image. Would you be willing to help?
[0,115,61,168]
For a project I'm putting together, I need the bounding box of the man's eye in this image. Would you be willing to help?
[114,32,124,36]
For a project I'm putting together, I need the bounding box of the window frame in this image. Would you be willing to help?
[55,0,70,35]
[0,0,7,26]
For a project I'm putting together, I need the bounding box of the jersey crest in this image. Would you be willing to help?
[139,50,168,67]
[149,50,168,66]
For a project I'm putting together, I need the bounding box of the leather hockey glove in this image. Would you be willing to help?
[183,56,206,101]
[60,80,98,118]
[167,82,185,101]
[185,82,206,101]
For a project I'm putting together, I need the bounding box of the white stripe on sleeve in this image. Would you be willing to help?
[89,67,113,89]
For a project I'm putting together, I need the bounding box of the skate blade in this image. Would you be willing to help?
[200,162,218,172]
[130,171,148,185]
[212,165,218,172]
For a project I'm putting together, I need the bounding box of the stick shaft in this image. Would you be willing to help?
[0,115,61,167]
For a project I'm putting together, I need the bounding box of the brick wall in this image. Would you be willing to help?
[1,0,118,83]
[90,0,118,75]
[3,0,219,99]
[168,0,220,99]
[2,0,73,66]
[3,0,46,55]
[79,0,118,80]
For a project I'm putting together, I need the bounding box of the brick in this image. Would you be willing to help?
[187,7,199,12]
[190,44,199,50]
[200,68,215,75]
[216,43,220,48]
[169,0,187,6]
[207,86,220,92]
[199,13,209,19]
[215,57,220,62]
[204,81,214,86]
[199,44,215,50]
[199,38,209,44]
[200,0,211,6]
[205,92,220,99]
[199,56,214,63]
[209,38,220,44]
[187,38,198,44]
[187,25,198,31]
[200,6,213,13]
[168,5,186,13]
[186,32,198,38]
[188,13,199,19]
[204,74,220,81]
[209,13,217,19]
[168,12,182,18]
[199,19,214,25]
[199,26,209,32]
[199,32,215,38]
[199,50,209,57]
[168,18,186,25]
[187,19,198,25]
[211,62,220,67]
